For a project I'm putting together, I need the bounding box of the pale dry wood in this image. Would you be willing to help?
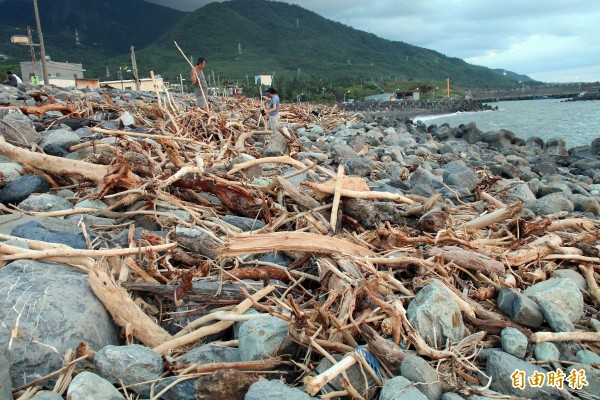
[462,202,522,231]
[228,155,307,174]
[427,246,505,276]
[547,218,597,232]
[91,127,200,143]
[330,164,345,232]
[579,264,600,304]
[302,181,416,205]
[0,243,94,271]
[88,265,172,348]
[219,231,375,258]
[531,331,600,343]
[0,135,117,186]
[503,233,562,267]
[479,191,506,208]
[1,242,176,262]
[153,285,276,354]
[304,353,357,396]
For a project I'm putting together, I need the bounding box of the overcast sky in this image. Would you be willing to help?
[146,0,599,83]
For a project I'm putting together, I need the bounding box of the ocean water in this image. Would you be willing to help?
[414,99,600,150]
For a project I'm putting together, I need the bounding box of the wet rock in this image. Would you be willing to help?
[441,393,464,400]
[0,174,51,205]
[0,260,118,387]
[94,344,163,397]
[67,371,125,400]
[343,156,373,177]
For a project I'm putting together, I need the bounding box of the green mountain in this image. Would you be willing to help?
[132,0,524,89]
[0,0,532,90]
[0,0,184,77]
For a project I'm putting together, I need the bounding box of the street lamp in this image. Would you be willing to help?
[297,93,303,104]
[343,90,350,103]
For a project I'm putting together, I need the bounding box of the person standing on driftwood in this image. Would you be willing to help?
[191,57,208,110]
[262,87,280,130]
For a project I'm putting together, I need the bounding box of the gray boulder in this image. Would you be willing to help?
[154,376,197,400]
[39,128,80,151]
[0,260,118,387]
[231,154,263,180]
[0,111,40,145]
[0,175,51,205]
[400,354,443,399]
[239,315,294,361]
[17,193,73,212]
[0,326,11,400]
[179,343,241,365]
[380,376,428,400]
[67,371,125,400]
[538,300,575,332]
[524,278,584,322]
[496,288,544,328]
[94,344,163,397]
[525,192,574,215]
[486,350,561,398]
[263,130,288,157]
[0,161,24,183]
[500,327,528,358]
[29,391,63,400]
[442,165,478,193]
[553,269,588,290]
[11,220,87,249]
[565,364,600,397]
[245,380,318,400]
[407,282,466,347]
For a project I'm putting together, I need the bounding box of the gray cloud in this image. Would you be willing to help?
[145,0,600,82]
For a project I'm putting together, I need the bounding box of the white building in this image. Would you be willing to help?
[19,60,85,86]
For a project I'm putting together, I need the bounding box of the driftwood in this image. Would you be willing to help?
[427,246,505,276]
[88,265,173,348]
[0,135,142,189]
[219,231,375,258]
[503,233,562,267]
[120,281,248,303]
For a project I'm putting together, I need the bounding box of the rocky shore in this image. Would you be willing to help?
[1,82,599,400]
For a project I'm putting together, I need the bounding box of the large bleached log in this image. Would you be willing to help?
[0,135,142,188]
[218,231,375,258]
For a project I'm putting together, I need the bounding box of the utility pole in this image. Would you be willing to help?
[33,0,49,85]
[446,76,451,98]
[26,26,38,78]
[130,45,140,91]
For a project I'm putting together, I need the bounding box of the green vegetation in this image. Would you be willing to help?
[1,0,535,101]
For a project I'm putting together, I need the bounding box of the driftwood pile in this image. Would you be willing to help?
[1,88,599,399]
